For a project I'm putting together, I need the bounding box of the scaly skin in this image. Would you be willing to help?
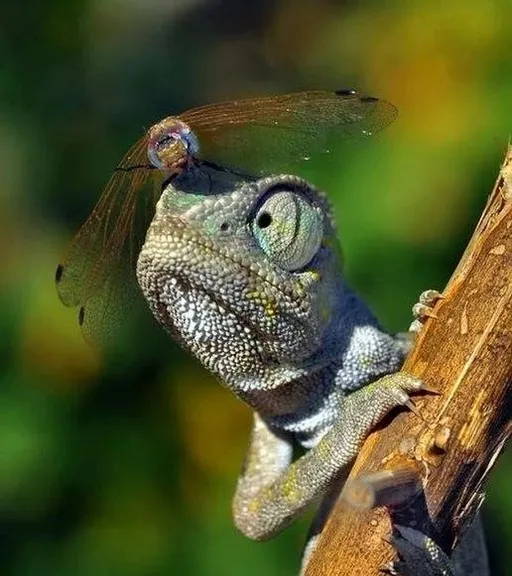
[136,165,488,575]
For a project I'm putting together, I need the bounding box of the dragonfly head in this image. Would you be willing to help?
[147,117,200,173]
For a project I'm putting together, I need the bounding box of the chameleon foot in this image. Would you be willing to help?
[338,372,426,435]
[409,290,444,333]
[383,525,454,576]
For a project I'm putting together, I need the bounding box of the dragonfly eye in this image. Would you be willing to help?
[148,144,164,170]
[148,130,181,170]
[156,132,178,150]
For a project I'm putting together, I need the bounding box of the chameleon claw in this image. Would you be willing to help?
[418,290,444,306]
[404,398,423,420]
[424,310,438,320]
[411,289,444,332]
[398,375,438,395]
[412,303,438,320]
[418,382,440,395]
[408,319,424,334]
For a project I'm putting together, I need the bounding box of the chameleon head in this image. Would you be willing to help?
[147,117,199,173]
[136,167,345,396]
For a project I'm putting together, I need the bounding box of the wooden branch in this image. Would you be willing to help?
[305,147,512,576]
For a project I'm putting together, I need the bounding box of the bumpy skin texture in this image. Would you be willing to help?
[136,166,488,575]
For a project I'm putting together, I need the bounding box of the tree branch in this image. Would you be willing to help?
[305,147,512,576]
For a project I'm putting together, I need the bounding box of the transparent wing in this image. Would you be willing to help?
[57,90,395,342]
[56,135,161,344]
[181,90,397,175]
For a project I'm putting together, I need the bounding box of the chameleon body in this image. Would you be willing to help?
[136,165,488,574]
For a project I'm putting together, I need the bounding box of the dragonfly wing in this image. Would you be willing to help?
[181,90,396,175]
[77,245,138,346]
[56,136,161,344]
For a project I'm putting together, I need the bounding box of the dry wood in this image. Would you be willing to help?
[305,147,512,576]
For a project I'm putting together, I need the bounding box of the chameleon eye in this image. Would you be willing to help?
[251,189,323,271]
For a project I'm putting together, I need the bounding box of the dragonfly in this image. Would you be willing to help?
[55,89,397,344]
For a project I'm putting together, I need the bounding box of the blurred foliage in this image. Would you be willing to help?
[0,0,511,574]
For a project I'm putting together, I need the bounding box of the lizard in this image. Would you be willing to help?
[135,163,490,575]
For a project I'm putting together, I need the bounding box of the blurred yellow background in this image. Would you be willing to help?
[0,1,510,575]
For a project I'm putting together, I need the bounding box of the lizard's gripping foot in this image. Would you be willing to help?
[340,372,426,436]
[383,525,455,576]
[409,290,443,334]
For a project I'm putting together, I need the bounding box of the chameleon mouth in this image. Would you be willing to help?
[166,273,276,352]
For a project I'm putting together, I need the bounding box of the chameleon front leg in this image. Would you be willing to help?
[232,412,294,540]
[233,372,424,541]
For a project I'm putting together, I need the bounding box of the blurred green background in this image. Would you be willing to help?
[1,1,510,575]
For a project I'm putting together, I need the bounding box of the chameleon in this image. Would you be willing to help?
[135,164,489,575]
[55,91,490,574]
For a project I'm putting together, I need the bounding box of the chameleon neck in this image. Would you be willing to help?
[237,281,404,445]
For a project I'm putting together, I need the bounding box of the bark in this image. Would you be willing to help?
[305,147,512,576]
